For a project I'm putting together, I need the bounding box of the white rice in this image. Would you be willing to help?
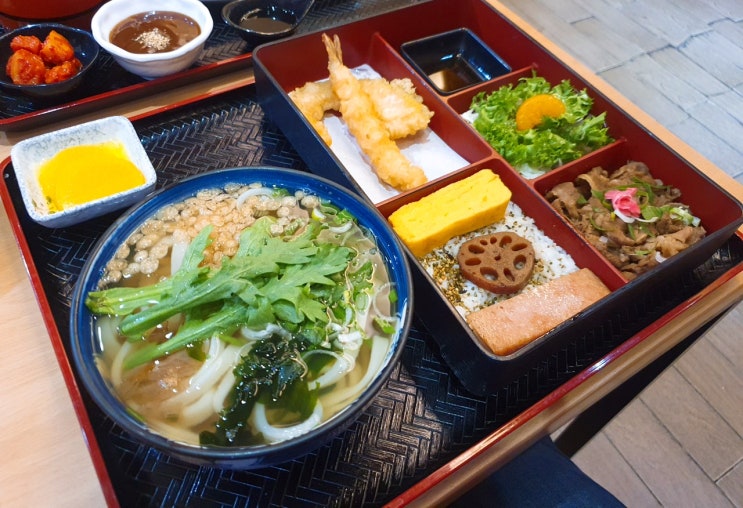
[419,201,578,318]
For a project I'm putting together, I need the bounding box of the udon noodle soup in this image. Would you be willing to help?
[86,183,397,447]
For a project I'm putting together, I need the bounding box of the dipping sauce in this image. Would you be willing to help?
[427,57,483,93]
[110,11,200,54]
[239,7,296,34]
[38,142,145,213]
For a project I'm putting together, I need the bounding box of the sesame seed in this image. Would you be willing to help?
[135,28,171,52]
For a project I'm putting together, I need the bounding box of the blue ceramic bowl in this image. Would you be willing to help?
[70,167,413,469]
[0,23,99,98]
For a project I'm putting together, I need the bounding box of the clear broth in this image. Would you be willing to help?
[93,186,395,447]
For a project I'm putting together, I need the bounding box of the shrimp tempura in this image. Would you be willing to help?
[322,33,427,191]
[289,77,433,145]
[362,77,433,139]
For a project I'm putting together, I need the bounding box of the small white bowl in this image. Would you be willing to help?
[91,0,213,79]
[11,116,157,228]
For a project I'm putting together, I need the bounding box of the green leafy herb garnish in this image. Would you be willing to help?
[86,216,355,369]
[468,74,613,175]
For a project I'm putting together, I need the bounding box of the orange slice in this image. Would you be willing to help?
[515,94,566,131]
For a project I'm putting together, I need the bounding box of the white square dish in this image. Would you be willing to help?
[11,116,157,228]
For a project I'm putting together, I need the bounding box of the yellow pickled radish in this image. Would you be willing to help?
[515,93,566,131]
[38,142,145,213]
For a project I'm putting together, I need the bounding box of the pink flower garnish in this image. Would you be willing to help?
[605,188,641,220]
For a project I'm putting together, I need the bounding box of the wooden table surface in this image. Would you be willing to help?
[1,3,741,506]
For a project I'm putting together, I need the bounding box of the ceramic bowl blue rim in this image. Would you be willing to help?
[70,166,413,469]
[0,23,99,98]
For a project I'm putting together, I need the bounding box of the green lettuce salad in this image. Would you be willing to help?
[467,75,614,177]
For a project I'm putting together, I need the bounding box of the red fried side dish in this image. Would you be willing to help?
[6,48,46,85]
[5,30,82,85]
[10,34,42,53]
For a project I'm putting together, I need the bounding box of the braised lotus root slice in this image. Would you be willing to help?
[457,232,535,294]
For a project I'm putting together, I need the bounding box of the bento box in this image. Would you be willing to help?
[253,0,743,395]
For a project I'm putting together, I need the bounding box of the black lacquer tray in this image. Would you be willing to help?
[0,0,425,131]
[2,84,742,507]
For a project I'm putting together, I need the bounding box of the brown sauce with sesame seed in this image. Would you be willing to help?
[110,11,200,54]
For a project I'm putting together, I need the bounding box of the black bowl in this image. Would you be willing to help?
[70,167,413,469]
[221,0,315,49]
[401,28,511,95]
[0,23,99,99]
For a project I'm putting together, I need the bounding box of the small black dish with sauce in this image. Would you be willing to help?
[221,0,315,49]
[401,28,510,95]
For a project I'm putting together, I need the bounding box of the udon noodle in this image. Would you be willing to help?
[87,183,397,447]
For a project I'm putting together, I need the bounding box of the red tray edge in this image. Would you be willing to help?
[0,79,257,507]
[0,157,119,507]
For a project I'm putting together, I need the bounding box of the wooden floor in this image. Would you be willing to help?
[495,0,743,506]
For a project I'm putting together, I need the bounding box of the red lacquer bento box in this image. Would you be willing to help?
[253,0,743,395]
